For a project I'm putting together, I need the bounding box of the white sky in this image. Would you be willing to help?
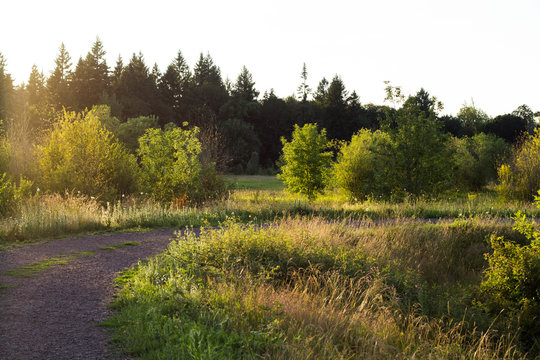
[1,0,539,116]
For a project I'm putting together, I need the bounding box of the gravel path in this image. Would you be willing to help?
[0,229,180,360]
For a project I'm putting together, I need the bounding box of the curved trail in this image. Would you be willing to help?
[0,229,178,360]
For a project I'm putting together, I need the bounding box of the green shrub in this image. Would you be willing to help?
[480,193,540,352]
[138,126,226,204]
[279,123,332,200]
[0,174,33,216]
[451,133,509,190]
[115,115,159,152]
[333,129,392,201]
[497,128,540,200]
[37,107,138,200]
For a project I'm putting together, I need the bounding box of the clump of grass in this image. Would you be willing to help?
[99,241,139,251]
[105,218,527,359]
[3,251,94,277]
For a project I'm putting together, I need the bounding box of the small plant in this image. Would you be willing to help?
[279,123,332,200]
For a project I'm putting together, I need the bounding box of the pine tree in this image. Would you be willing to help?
[159,50,192,124]
[71,38,110,111]
[47,43,73,108]
[297,63,311,102]
[0,53,14,120]
[232,66,259,102]
[27,65,46,107]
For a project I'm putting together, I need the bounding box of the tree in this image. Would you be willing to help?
[382,91,451,196]
[313,77,329,103]
[113,52,158,119]
[457,101,490,136]
[231,65,259,102]
[71,37,110,111]
[192,53,228,119]
[47,43,73,108]
[0,53,14,121]
[37,106,138,199]
[485,113,527,144]
[279,123,332,200]
[297,63,311,102]
[158,50,191,125]
[512,104,535,133]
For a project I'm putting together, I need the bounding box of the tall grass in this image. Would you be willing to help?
[104,218,529,359]
[2,187,538,246]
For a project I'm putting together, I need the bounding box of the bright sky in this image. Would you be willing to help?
[2,0,539,116]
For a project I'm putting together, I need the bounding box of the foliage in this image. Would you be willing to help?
[115,115,158,152]
[451,133,509,190]
[457,102,490,136]
[485,113,528,144]
[480,195,540,353]
[497,128,540,200]
[37,107,138,200]
[220,118,261,173]
[333,129,392,200]
[0,173,33,216]
[138,126,226,204]
[245,151,259,175]
[279,123,333,200]
[383,94,451,197]
[138,126,202,202]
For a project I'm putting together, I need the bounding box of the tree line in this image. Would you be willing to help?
[0,38,537,175]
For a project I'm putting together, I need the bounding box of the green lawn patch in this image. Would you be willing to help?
[99,241,139,251]
[3,251,95,278]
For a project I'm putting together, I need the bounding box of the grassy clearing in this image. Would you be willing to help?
[3,251,95,277]
[225,175,284,191]
[105,218,530,359]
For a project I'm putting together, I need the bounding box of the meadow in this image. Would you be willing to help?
[1,175,538,249]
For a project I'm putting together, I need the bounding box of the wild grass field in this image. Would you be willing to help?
[104,217,532,359]
[1,176,538,250]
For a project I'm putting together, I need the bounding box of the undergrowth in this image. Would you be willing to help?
[104,218,529,359]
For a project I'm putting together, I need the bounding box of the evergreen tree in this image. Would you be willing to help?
[313,77,329,103]
[114,52,157,119]
[47,43,73,108]
[0,53,14,120]
[231,66,259,102]
[71,37,110,110]
[192,53,228,119]
[296,63,311,102]
[27,65,46,107]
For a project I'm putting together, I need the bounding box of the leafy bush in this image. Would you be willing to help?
[115,115,159,152]
[497,128,540,200]
[480,194,540,352]
[279,123,332,200]
[37,107,138,200]
[138,126,226,204]
[0,173,33,216]
[451,133,509,190]
[333,129,392,201]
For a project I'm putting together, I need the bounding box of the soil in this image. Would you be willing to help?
[0,229,179,360]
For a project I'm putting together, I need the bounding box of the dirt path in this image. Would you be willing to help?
[0,229,179,360]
